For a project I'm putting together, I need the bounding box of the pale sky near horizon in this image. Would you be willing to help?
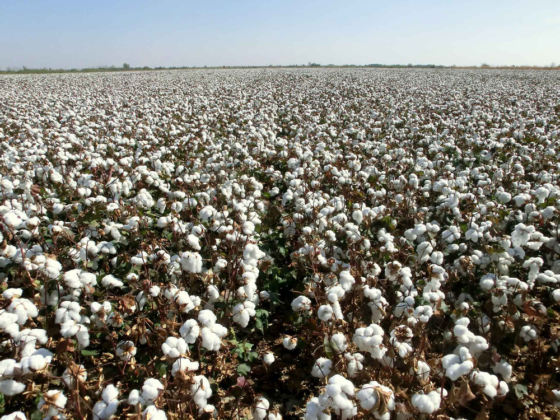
[1,0,559,69]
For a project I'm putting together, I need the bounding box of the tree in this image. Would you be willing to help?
[123,63,131,70]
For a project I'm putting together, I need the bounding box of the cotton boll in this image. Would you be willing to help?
[190,375,212,408]
[141,378,164,403]
[180,319,200,343]
[232,301,256,327]
[0,412,27,420]
[338,271,355,291]
[172,357,199,376]
[162,337,188,359]
[181,251,203,273]
[253,397,270,420]
[283,336,297,350]
[263,353,275,365]
[330,333,348,353]
[0,380,26,396]
[291,296,312,313]
[93,385,120,420]
[142,406,167,420]
[493,360,512,381]
[311,357,332,378]
[357,380,395,418]
[318,305,334,322]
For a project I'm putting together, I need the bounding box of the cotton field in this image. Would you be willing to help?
[0,68,559,419]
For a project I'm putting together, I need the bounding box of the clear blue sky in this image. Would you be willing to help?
[1,0,559,69]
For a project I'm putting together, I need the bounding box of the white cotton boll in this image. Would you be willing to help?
[62,364,87,389]
[174,291,196,313]
[142,378,164,402]
[344,353,364,378]
[116,341,137,361]
[201,324,227,351]
[411,393,437,414]
[318,305,334,322]
[187,234,201,250]
[149,286,161,297]
[253,397,270,420]
[198,310,217,327]
[39,389,67,409]
[93,385,120,420]
[472,371,500,398]
[0,380,26,396]
[180,319,200,343]
[283,336,297,350]
[0,411,27,420]
[311,357,332,378]
[190,375,212,408]
[101,274,123,288]
[242,221,255,235]
[291,296,311,313]
[127,389,145,406]
[172,357,199,376]
[331,333,348,353]
[232,301,256,328]
[493,360,512,381]
[519,325,537,342]
[2,289,22,300]
[357,380,395,416]
[0,311,19,330]
[162,337,188,359]
[263,353,275,365]
[142,406,167,420]
[9,298,39,324]
[181,251,203,273]
[339,271,355,291]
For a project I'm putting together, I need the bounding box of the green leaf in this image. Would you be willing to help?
[31,411,43,420]
[513,384,528,400]
[237,363,251,376]
[81,349,98,356]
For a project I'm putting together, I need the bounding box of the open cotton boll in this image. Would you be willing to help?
[357,380,395,418]
[0,412,27,420]
[93,385,120,420]
[62,364,87,389]
[493,360,512,381]
[2,288,22,300]
[253,397,270,420]
[411,389,446,414]
[38,389,67,418]
[0,380,26,396]
[471,371,501,398]
[141,378,164,403]
[232,301,256,327]
[201,324,227,351]
[162,337,188,358]
[127,389,146,407]
[263,353,275,365]
[330,333,348,353]
[311,357,332,378]
[344,353,364,378]
[116,341,137,361]
[172,357,199,376]
[410,360,431,382]
[190,375,212,408]
[101,274,124,288]
[180,319,200,343]
[8,298,39,324]
[291,296,312,313]
[181,251,203,273]
[283,336,297,350]
[338,271,355,291]
[142,406,167,420]
[317,305,334,322]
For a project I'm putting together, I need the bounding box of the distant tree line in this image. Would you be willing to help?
[1,62,558,74]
